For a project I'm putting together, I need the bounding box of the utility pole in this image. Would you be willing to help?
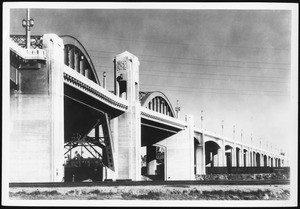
[22,8,34,49]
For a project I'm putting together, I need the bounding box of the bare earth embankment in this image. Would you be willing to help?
[9,184,290,200]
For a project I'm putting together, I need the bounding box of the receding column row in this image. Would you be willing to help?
[206,142,283,168]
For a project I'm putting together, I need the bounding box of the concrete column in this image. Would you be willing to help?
[160,100,164,114]
[85,69,91,79]
[216,149,225,167]
[114,51,141,181]
[64,45,69,66]
[79,56,85,75]
[74,51,79,72]
[68,46,74,69]
[146,146,157,175]
[247,151,251,167]
[232,145,236,167]
[195,136,205,175]
[239,148,244,167]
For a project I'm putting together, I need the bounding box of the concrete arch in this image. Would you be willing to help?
[256,152,261,167]
[236,147,241,167]
[243,148,248,167]
[60,35,100,85]
[263,154,268,167]
[205,141,221,167]
[140,91,176,117]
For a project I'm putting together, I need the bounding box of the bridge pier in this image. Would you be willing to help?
[10,34,65,182]
[157,115,195,180]
[113,51,141,181]
[195,143,205,175]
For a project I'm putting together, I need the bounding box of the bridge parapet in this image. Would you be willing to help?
[10,37,46,60]
[140,106,187,130]
[63,65,128,112]
[194,127,285,160]
[10,35,43,49]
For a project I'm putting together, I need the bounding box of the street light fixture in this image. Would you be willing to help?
[22,8,34,49]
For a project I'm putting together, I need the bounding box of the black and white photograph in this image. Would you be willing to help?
[2,2,298,207]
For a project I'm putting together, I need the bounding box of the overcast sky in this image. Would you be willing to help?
[9,5,296,157]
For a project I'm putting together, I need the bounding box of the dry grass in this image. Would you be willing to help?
[9,184,290,200]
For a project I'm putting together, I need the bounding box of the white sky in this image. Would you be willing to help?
[8,3,297,159]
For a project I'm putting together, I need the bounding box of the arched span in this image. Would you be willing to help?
[140,91,176,117]
[60,35,100,85]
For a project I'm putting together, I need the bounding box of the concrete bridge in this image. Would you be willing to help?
[9,33,286,182]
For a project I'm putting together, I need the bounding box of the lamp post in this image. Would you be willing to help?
[22,8,34,49]
[175,100,180,119]
[201,110,203,130]
[221,120,224,136]
[103,72,107,89]
[233,125,235,141]
[259,138,261,149]
[241,129,243,143]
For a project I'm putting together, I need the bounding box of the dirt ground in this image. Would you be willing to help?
[9,184,290,200]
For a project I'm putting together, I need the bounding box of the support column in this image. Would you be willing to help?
[146,146,157,175]
[231,145,236,167]
[114,51,141,181]
[79,56,85,75]
[239,148,244,167]
[216,149,225,167]
[195,138,205,175]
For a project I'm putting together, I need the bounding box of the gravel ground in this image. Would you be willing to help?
[9,184,290,200]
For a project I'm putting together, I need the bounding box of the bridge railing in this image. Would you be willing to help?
[63,65,129,111]
[10,35,43,49]
[10,35,46,61]
[140,106,187,129]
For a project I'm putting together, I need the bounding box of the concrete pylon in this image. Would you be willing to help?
[113,51,141,181]
[10,34,65,182]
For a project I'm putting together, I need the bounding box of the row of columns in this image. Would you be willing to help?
[147,97,172,116]
[206,141,284,168]
[64,45,92,79]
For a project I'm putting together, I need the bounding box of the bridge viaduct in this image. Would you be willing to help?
[9,33,286,182]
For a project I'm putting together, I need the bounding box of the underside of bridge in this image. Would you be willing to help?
[141,119,180,147]
[64,84,120,182]
[205,141,221,167]
[141,118,182,180]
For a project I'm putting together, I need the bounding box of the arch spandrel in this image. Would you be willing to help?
[140,91,176,117]
[60,35,100,85]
